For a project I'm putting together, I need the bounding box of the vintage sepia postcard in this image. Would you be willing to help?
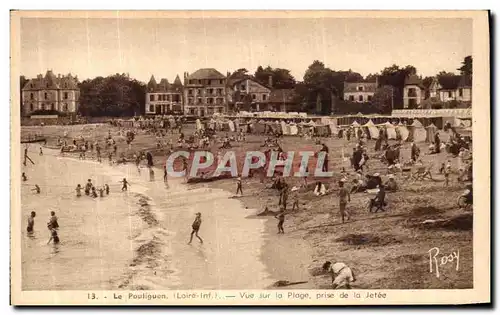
[10,10,490,306]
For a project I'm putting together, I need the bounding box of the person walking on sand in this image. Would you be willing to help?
[338,180,351,223]
[75,184,82,197]
[105,184,110,195]
[322,261,356,289]
[149,167,155,182]
[235,177,243,195]
[120,178,130,191]
[27,211,36,234]
[39,146,43,156]
[188,212,203,244]
[275,209,286,234]
[22,172,27,182]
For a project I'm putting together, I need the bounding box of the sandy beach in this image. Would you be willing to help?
[20,123,473,290]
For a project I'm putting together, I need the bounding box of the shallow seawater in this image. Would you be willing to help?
[21,147,273,290]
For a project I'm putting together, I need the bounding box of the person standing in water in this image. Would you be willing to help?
[75,184,82,197]
[105,184,110,195]
[39,146,43,156]
[149,167,155,182]
[85,179,92,196]
[27,211,36,233]
[32,185,41,194]
[98,187,105,197]
[47,227,60,245]
[338,180,351,223]
[22,172,27,181]
[48,211,59,230]
[120,178,130,191]
[188,212,203,244]
[91,186,98,198]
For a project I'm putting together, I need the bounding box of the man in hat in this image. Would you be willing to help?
[188,212,203,244]
[322,261,356,289]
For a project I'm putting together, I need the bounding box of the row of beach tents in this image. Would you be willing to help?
[349,119,439,143]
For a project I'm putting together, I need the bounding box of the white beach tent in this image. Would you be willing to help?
[228,120,235,132]
[195,119,203,131]
[410,119,427,143]
[363,119,380,139]
[396,122,410,141]
[289,123,299,135]
[351,121,362,139]
[383,121,397,140]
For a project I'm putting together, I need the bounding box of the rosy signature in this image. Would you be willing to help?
[428,247,460,278]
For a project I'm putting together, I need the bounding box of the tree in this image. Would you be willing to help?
[231,68,249,77]
[78,74,146,117]
[377,64,417,109]
[20,75,28,115]
[457,56,472,76]
[371,85,393,114]
[254,66,296,89]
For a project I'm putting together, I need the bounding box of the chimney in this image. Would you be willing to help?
[268,75,273,88]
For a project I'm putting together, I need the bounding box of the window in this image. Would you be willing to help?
[358,95,363,102]
[198,80,202,84]
[252,94,257,100]
[30,104,33,111]
[173,94,180,102]
[459,88,463,97]
[263,94,267,101]
[62,104,68,112]
[51,103,55,110]
[30,93,34,100]
[46,83,49,88]
[408,88,416,97]
[349,95,354,101]
[197,89,202,96]
[189,80,194,84]
[208,98,214,104]
[368,95,373,101]
[217,98,223,104]
[190,108,195,115]
[188,98,194,105]
[149,95,154,101]
[217,89,223,96]
[188,89,193,96]
[220,80,224,84]
[448,91,452,98]
[64,92,68,99]
[44,93,48,100]
[208,80,212,85]
[357,86,364,92]
[241,84,245,90]
[149,105,154,112]
[218,107,223,113]
[197,98,202,104]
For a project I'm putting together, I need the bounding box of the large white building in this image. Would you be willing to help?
[145,75,183,115]
[22,70,80,115]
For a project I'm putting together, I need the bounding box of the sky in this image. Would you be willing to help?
[19,17,472,83]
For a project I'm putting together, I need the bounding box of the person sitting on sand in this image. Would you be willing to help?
[120,178,130,191]
[27,211,36,233]
[314,181,327,196]
[188,212,203,244]
[384,175,398,192]
[322,261,356,289]
[32,185,41,194]
[47,227,60,245]
[350,173,366,194]
[75,184,82,197]
[275,209,286,234]
[22,172,27,182]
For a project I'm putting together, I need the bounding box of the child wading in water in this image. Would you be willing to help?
[275,209,285,234]
[188,212,204,244]
[120,178,130,191]
[75,184,82,197]
[47,228,60,245]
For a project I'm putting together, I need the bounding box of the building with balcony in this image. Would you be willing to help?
[21,70,80,115]
[145,75,183,115]
[183,68,227,116]
[403,74,424,109]
[343,78,378,103]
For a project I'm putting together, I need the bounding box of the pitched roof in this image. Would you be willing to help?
[437,75,461,90]
[343,82,377,93]
[173,75,183,86]
[22,71,79,91]
[458,75,472,88]
[404,74,423,87]
[268,89,296,103]
[187,68,226,80]
[230,77,271,90]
